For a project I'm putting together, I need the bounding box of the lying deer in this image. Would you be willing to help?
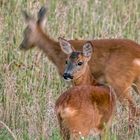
[20,6,140,119]
[55,41,116,139]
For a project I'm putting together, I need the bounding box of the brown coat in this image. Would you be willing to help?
[56,85,116,139]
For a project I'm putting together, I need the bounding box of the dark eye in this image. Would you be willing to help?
[65,60,68,64]
[77,62,83,66]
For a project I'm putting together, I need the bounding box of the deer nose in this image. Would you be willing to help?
[19,43,24,49]
[63,73,73,80]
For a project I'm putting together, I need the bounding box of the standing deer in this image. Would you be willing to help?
[55,41,116,139]
[20,6,140,119]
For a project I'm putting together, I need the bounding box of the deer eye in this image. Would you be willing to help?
[65,60,68,64]
[77,62,83,66]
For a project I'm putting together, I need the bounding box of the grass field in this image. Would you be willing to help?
[0,0,140,139]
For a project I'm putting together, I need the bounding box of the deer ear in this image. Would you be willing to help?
[37,6,47,29]
[22,10,36,30]
[58,37,73,54]
[22,10,32,23]
[83,42,93,58]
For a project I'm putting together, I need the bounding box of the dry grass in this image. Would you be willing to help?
[0,0,140,139]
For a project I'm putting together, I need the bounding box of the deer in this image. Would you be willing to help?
[19,6,140,120]
[55,41,116,139]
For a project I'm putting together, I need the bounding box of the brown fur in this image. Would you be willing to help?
[20,7,140,119]
[56,85,116,139]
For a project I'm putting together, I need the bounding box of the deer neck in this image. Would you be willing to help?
[36,28,66,74]
[73,65,98,86]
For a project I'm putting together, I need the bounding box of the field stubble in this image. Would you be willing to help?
[0,0,140,139]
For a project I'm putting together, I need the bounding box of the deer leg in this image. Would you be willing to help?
[105,74,138,130]
[133,77,140,95]
[114,86,137,132]
[131,77,140,118]
[57,114,70,140]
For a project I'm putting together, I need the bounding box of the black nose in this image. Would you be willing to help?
[19,43,27,50]
[19,44,24,49]
[63,73,73,80]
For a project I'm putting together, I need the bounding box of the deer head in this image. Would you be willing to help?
[59,37,93,81]
[19,6,47,50]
